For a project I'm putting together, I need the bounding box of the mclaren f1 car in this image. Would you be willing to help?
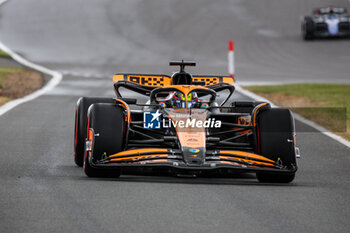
[74,61,299,183]
[302,6,350,40]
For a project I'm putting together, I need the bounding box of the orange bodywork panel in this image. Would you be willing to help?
[166,108,207,148]
[219,150,274,162]
[219,156,274,166]
[218,150,275,166]
[109,148,168,158]
[110,154,168,162]
[110,159,169,164]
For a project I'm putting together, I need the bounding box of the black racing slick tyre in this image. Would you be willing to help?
[230,101,265,113]
[256,108,297,183]
[302,17,314,40]
[84,103,125,178]
[74,97,114,167]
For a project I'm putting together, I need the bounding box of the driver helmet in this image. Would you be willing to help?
[329,13,337,19]
[171,91,186,108]
[187,91,199,108]
[170,91,199,108]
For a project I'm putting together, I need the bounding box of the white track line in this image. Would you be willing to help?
[61,70,109,79]
[0,43,62,116]
[0,0,62,116]
[235,85,350,148]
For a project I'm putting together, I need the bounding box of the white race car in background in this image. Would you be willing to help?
[302,6,350,40]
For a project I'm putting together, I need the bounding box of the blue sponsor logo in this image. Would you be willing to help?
[143,110,161,129]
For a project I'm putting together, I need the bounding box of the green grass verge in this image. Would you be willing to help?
[0,67,24,88]
[0,67,43,107]
[245,84,350,141]
[0,49,10,58]
[0,67,17,105]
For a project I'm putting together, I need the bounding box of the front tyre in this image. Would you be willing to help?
[256,108,297,183]
[256,172,295,183]
[302,17,314,40]
[84,103,126,178]
[74,97,114,166]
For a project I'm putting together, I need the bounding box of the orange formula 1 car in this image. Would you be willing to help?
[74,61,299,183]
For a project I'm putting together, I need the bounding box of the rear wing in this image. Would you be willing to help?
[193,76,234,86]
[313,7,348,14]
[113,74,234,88]
[113,74,172,87]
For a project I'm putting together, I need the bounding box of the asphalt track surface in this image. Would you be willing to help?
[0,0,350,233]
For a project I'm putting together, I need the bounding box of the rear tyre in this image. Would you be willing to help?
[74,97,114,166]
[230,101,265,113]
[256,108,297,183]
[302,17,314,40]
[84,103,125,178]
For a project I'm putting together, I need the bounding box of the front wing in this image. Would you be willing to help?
[88,148,297,174]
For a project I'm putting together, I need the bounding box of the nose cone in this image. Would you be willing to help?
[183,147,205,166]
[326,18,339,35]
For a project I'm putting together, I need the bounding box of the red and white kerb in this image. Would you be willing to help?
[228,40,234,78]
